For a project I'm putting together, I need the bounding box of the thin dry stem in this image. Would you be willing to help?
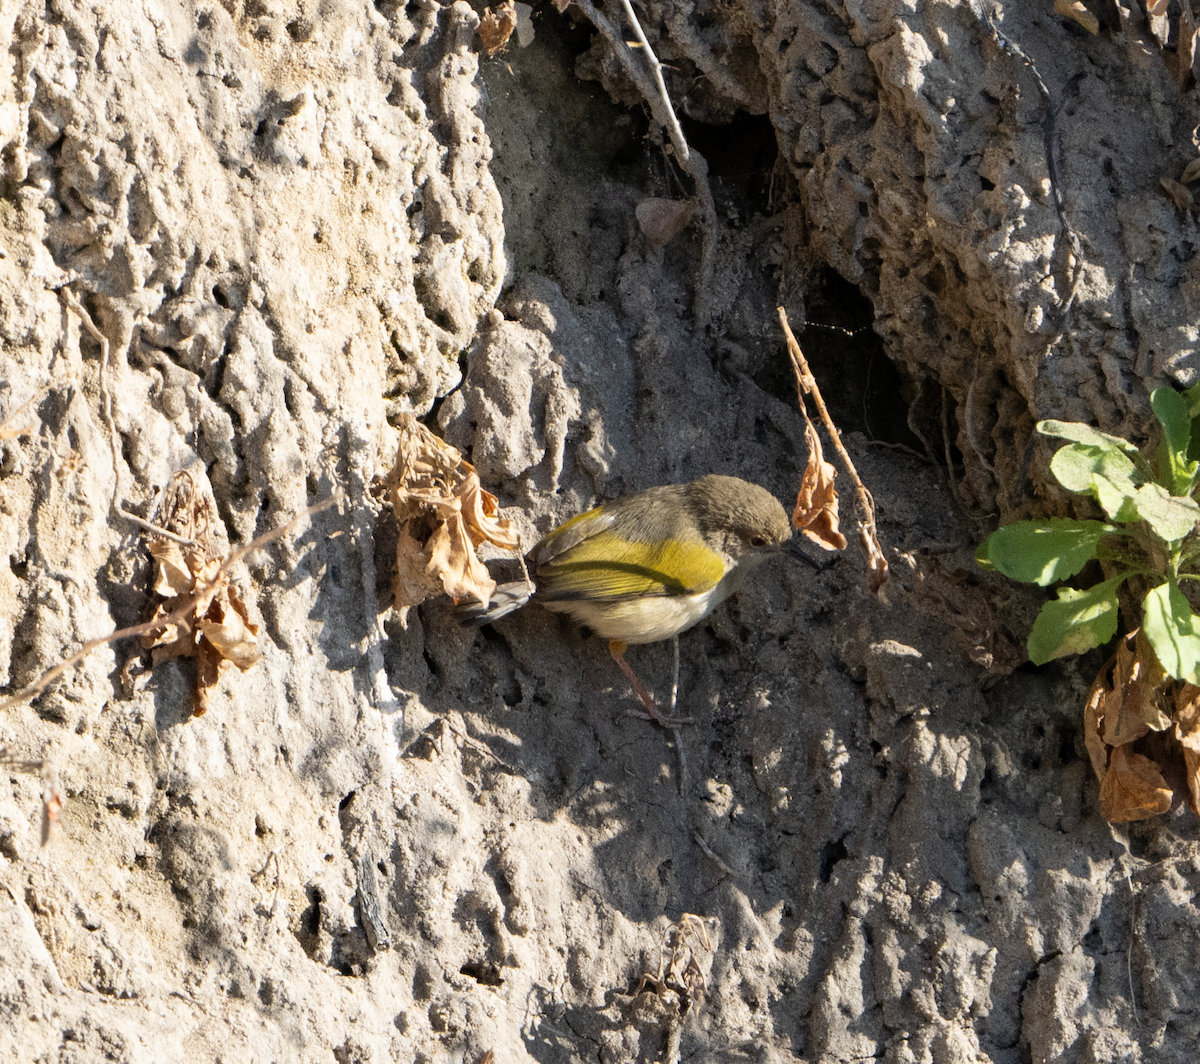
[573,0,717,326]
[777,307,889,594]
[615,0,688,164]
[0,495,338,712]
[692,830,734,875]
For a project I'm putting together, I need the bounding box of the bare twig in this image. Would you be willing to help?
[940,386,963,508]
[778,307,889,595]
[692,830,734,876]
[1107,825,1143,1030]
[60,290,197,547]
[615,0,688,164]
[573,0,717,326]
[0,495,338,713]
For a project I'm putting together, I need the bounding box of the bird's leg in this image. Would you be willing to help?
[608,640,694,727]
[669,634,680,717]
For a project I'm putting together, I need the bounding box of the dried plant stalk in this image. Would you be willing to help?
[777,307,889,595]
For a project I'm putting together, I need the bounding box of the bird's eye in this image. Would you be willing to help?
[750,535,766,547]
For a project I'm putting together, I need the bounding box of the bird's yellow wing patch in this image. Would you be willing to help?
[536,531,727,602]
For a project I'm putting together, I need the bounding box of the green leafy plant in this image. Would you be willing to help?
[978,386,1200,679]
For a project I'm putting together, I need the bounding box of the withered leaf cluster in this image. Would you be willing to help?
[1083,631,1200,822]
[477,0,516,55]
[778,307,886,596]
[792,419,847,552]
[476,0,534,54]
[632,914,714,1019]
[141,471,261,717]
[383,414,520,612]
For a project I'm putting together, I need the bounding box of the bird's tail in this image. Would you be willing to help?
[456,581,534,628]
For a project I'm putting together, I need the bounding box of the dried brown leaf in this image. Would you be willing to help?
[478,0,516,55]
[1100,637,1152,747]
[460,473,521,550]
[425,513,498,604]
[196,586,262,671]
[1099,744,1173,822]
[1175,684,1200,815]
[1084,634,1180,819]
[1182,156,1200,184]
[635,198,694,246]
[1133,629,1172,730]
[1055,0,1098,34]
[792,420,847,551]
[146,623,193,663]
[1083,668,1110,783]
[386,415,520,610]
[150,540,194,597]
[141,473,261,715]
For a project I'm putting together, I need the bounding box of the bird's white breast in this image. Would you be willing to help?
[543,555,760,644]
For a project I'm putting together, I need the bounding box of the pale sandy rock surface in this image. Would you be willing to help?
[2,1,1200,1062]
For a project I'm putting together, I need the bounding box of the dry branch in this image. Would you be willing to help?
[572,0,718,326]
[778,307,889,596]
[0,495,337,714]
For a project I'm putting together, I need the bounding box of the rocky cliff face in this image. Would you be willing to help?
[2,1,1197,1061]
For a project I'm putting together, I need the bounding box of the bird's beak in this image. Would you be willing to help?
[784,535,835,571]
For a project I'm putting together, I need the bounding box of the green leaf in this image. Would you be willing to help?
[1037,419,1141,454]
[1049,443,1141,521]
[1151,387,1198,496]
[982,519,1116,586]
[975,539,994,571]
[1129,482,1200,543]
[1048,438,1200,539]
[1181,383,1200,463]
[1184,381,1200,419]
[1152,387,1192,459]
[1143,580,1200,682]
[1027,573,1127,664]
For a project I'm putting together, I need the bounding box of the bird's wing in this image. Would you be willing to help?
[530,507,617,567]
[535,520,727,602]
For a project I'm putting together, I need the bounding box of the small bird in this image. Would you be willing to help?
[459,474,795,726]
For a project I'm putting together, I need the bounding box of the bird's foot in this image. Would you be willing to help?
[609,640,694,728]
